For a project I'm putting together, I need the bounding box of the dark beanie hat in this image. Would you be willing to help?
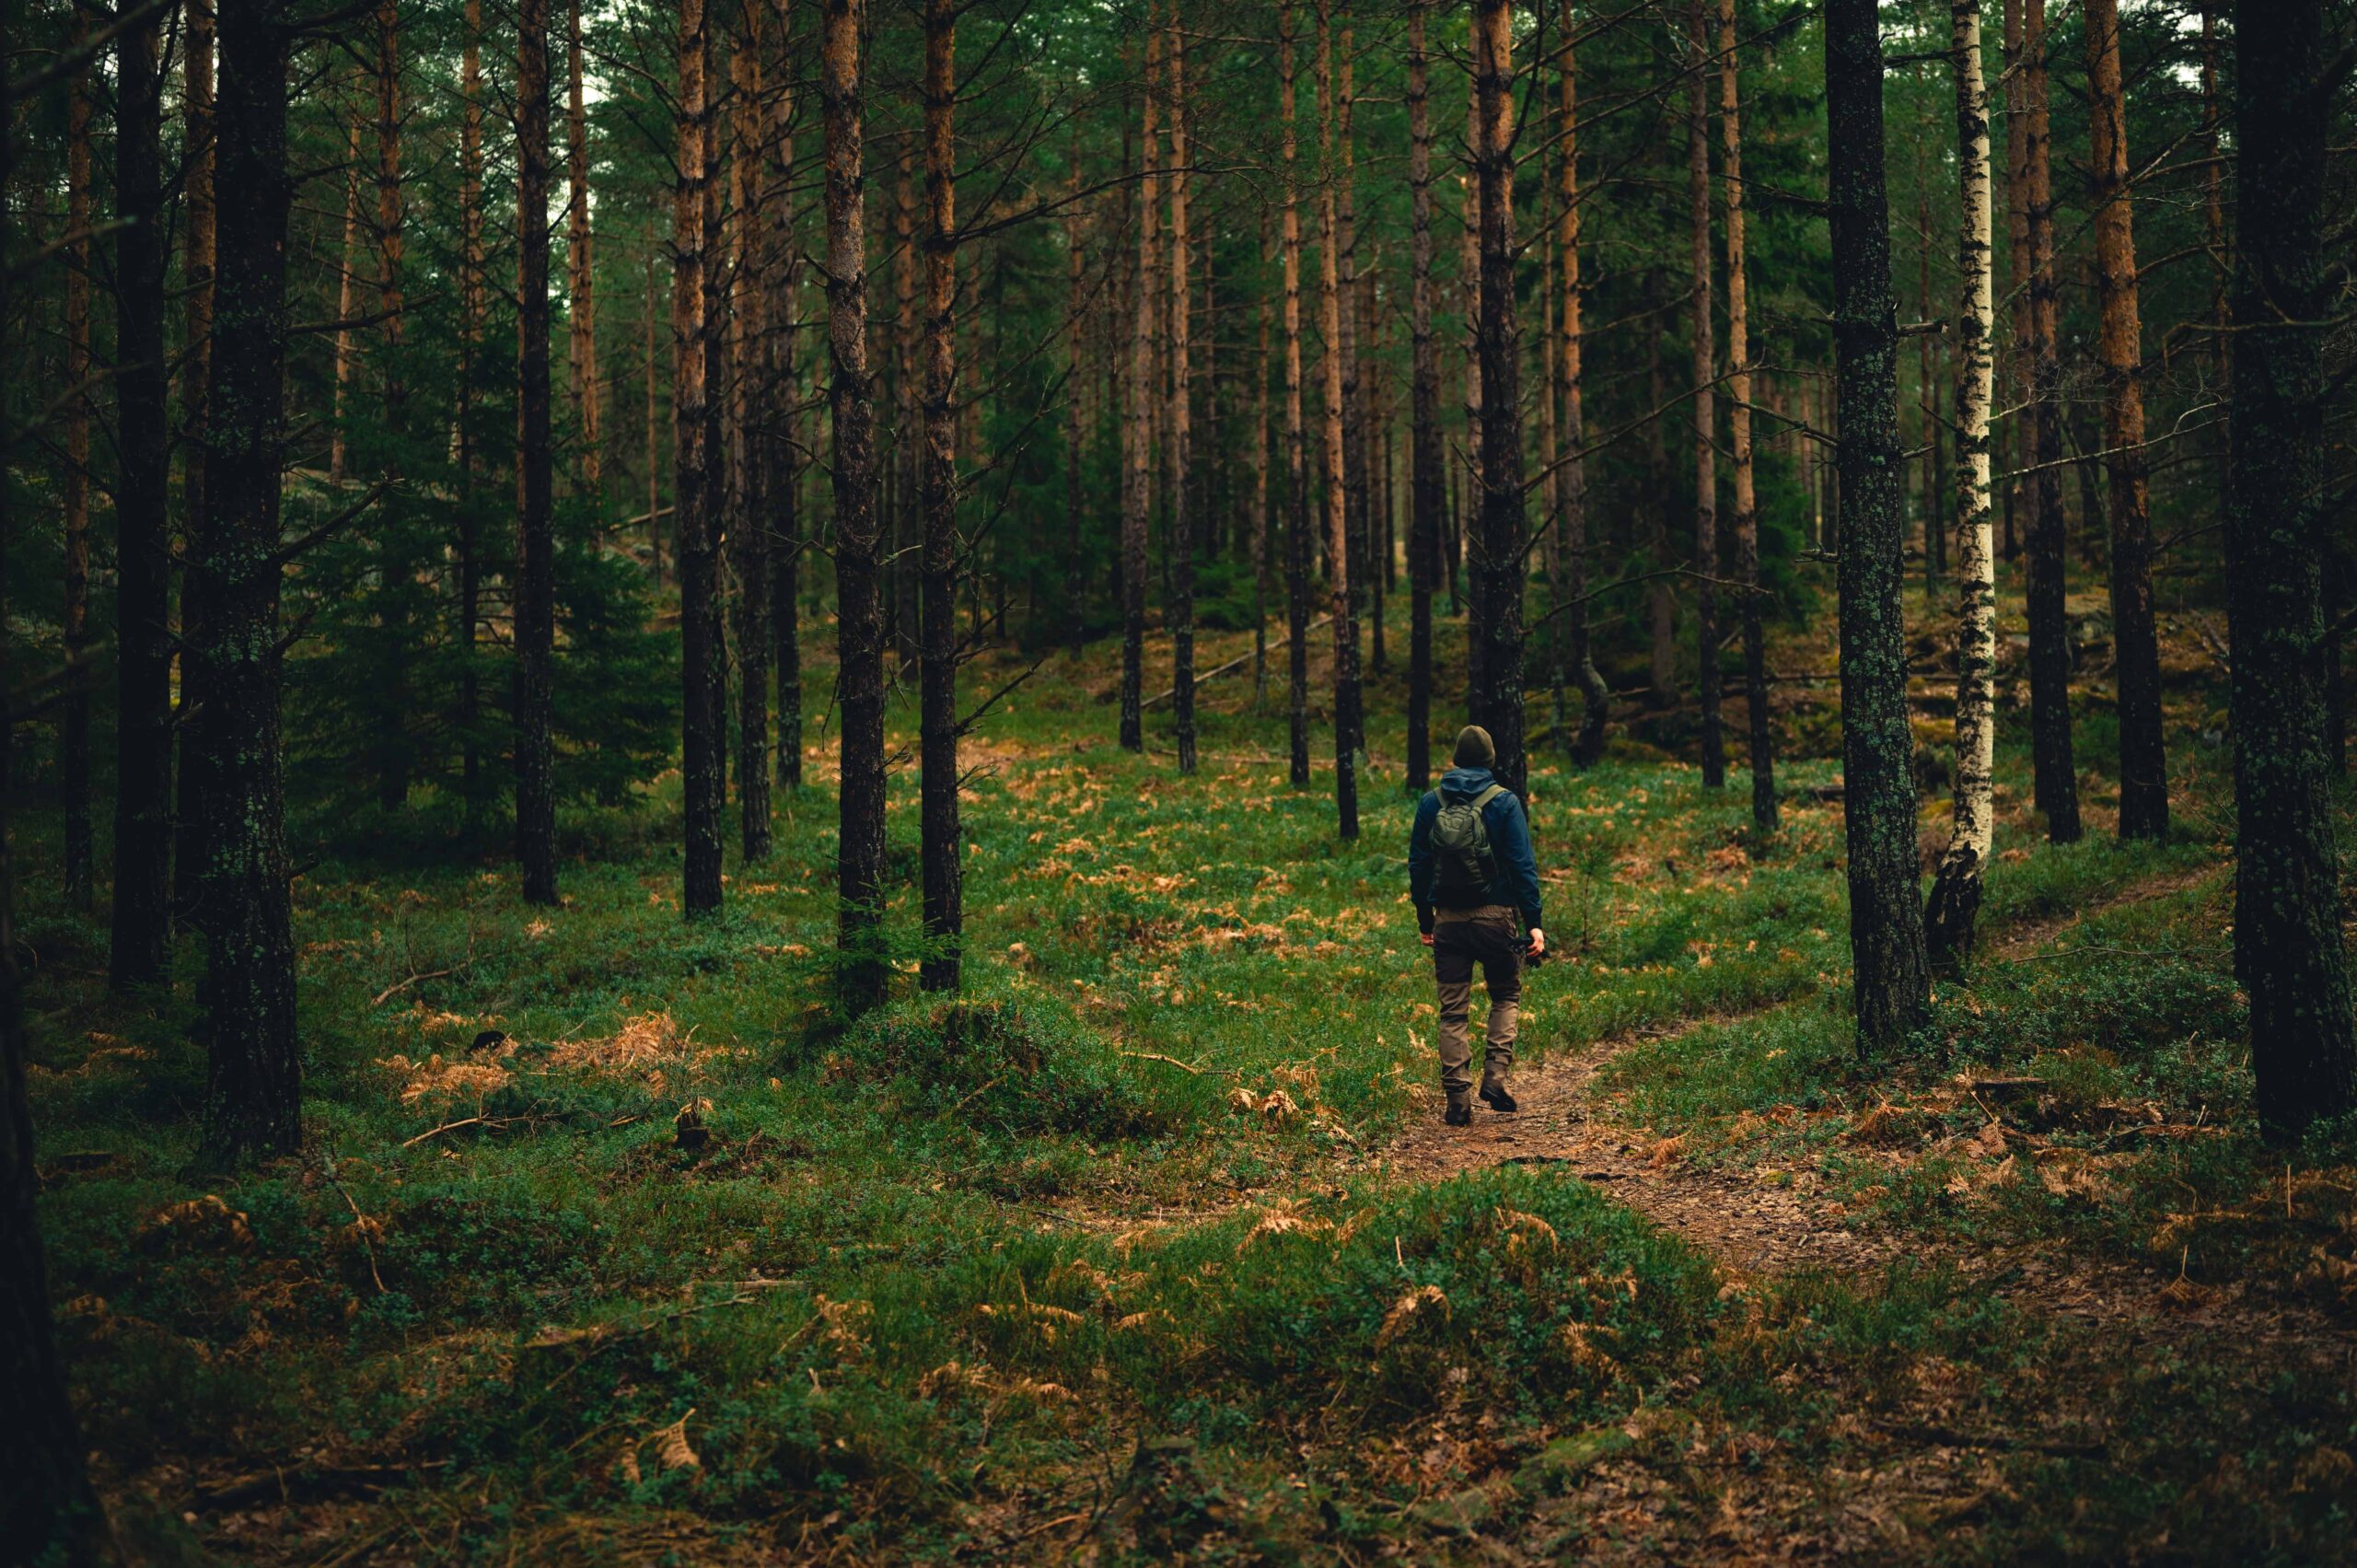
[1453,726,1495,769]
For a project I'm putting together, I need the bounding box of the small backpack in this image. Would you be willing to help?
[1431,784,1508,900]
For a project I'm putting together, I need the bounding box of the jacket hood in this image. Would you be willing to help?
[1439,765,1499,800]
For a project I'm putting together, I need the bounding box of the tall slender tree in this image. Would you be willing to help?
[1926,0,1997,973]
[1317,0,1358,835]
[1407,0,1438,790]
[1687,0,1724,788]
[772,29,803,792]
[196,0,301,1165]
[62,49,91,908]
[567,0,601,491]
[2228,0,2354,1136]
[2019,0,2077,842]
[111,0,173,985]
[1470,0,1527,795]
[1720,0,1768,823]
[919,0,961,988]
[2084,0,2165,841]
[517,0,558,905]
[1167,21,1198,775]
[1825,0,1931,1055]
[674,0,723,916]
[456,0,486,820]
[175,0,219,919]
[1281,2,1311,787]
[1120,23,1161,754]
[730,3,772,863]
[1558,0,1606,767]
[825,0,888,1012]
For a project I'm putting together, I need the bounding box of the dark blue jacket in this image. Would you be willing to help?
[1408,766,1543,935]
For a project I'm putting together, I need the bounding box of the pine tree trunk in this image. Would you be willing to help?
[1317,2,1359,836]
[893,158,921,669]
[1459,89,1485,718]
[1281,6,1310,787]
[1925,0,1996,975]
[2018,0,2078,842]
[644,252,663,582]
[63,51,92,909]
[517,0,559,905]
[2001,0,2026,567]
[1825,0,1931,1057]
[728,6,771,863]
[1688,0,1723,788]
[825,0,887,1013]
[112,8,173,985]
[2227,0,2355,1135]
[1252,227,1272,706]
[567,0,600,493]
[175,0,218,920]
[1,48,110,1558]
[1645,312,1675,703]
[1065,151,1087,656]
[1557,0,1606,767]
[1407,1,1437,791]
[1167,21,1198,775]
[2084,0,2165,842]
[1120,27,1160,755]
[331,118,360,487]
[1470,0,1527,796]
[671,0,722,915]
[919,0,960,989]
[771,16,802,793]
[1337,10,1369,725]
[372,0,411,810]
[457,0,484,821]
[1721,0,1771,828]
[197,0,301,1166]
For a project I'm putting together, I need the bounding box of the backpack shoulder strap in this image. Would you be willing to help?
[1470,783,1508,813]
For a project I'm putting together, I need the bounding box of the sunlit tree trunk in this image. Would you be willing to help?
[1926,0,1996,974]
[2084,0,2165,842]
[1120,24,1161,755]
[2019,0,2077,842]
[919,0,961,987]
[2228,0,2354,1136]
[1317,1,1359,835]
[197,0,301,1164]
[516,0,558,904]
[567,0,601,493]
[1687,0,1723,788]
[1826,0,1930,1055]
[1721,0,1770,827]
[1167,21,1197,774]
[1557,0,1606,767]
[825,0,887,1012]
[112,5,172,985]
[1407,1,1437,790]
[63,49,91,908]
[672,0,722,915]
[729,3,771,861]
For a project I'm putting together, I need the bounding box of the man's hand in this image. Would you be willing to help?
[1526,927,1546,958]
[1420,931,1435,947]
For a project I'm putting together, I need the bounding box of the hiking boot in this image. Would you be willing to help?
[1444,1100,1473,1128]
[1480,1083,1518,1114]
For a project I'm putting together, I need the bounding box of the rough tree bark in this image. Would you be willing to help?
[0,37,110,1559]
[196,0,301,1165]
[729,4,772,863]
[1825,0,1932,1056]
[63,48,91,908]
[517,0,558,905]
[2000,0,2026,565]
[1065,151,1087,656]
[1558,0,1607,767]
[673,0,723,916]
[825,0,887,1012]
[2019,0,2078,842]
[1407,0,1437,790]
[111,6,173,984]
[1470,0,1526,796]
[372,0,412,810]
[1252,225,1272,704]
[1317,1,1359,835]
[456,0,484,819]
[919,0,961,988]
[174,0,219,921]
[331,118,360,487]
[566,0,600,491]
[1120,24,1161,755]
[1460,88,1486,715]
[771,26,802,792]
[1688,0,1724,788]
[1167,20,1198,775]
[2084,0,2165,841]
[1925,0,1997,975]
[1282,3,1311,787]
[2227,0,2355,1136]
[1337,7,1370,721]
[1720,0,1768,823]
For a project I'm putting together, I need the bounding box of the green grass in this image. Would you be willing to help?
[26,606,2357,1562]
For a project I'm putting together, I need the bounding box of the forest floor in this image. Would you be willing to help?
[24,586,2357,1564]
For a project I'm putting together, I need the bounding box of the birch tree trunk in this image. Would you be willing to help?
[1470,0,1526,796]
[1688,0,1724,788]
[1926,0,1997,974]
[919,0,961,988]
[2020,0,2079,842]
[1721,0,1771,829]
[825,0,888,1012]
[2084,0,2166,842]
[1406,1,1437,790]
[1825,0,1931,1055]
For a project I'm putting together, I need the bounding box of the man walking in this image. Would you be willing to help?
[1408,726,1545,1125]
